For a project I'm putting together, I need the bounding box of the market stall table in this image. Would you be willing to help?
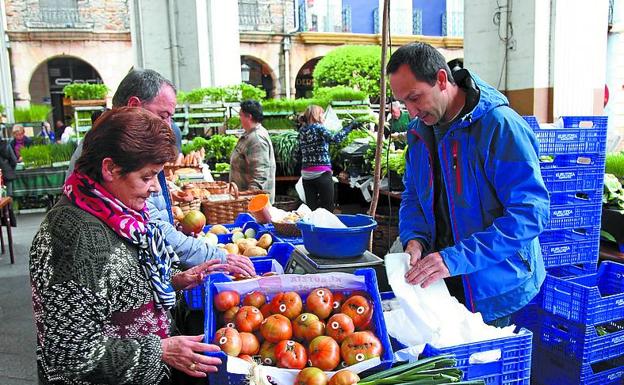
[13,166,69,198]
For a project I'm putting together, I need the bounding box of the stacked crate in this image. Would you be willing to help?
[513,116,624,384]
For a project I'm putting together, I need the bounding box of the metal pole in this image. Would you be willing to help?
[368,0,390,233]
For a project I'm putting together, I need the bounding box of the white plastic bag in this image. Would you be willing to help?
[295,177,306,203]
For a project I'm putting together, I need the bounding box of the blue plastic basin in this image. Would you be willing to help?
[296,214,377,258]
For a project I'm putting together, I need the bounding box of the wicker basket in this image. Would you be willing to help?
[271,220,302,237]
[273,195,300,212]
[182,181,231,195]
[200,182,268,225]
[174,198,201,215]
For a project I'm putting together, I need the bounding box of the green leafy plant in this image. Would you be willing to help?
[270,130,299,176]
[313,45,390,99]
[606,152,624,178]
[0,104,5,114]
[215,163,230,172]
[14,104,52,122]
[314,86,367,102]
[20,145,51,168]
[263,117,295,130]
[63,83,109,100]
[226,116,241,129]
[50,142,77,163]
[179,83,266,104]
[604,173,624,209]
[329,128,375,162]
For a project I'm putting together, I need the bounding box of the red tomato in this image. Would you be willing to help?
[270,291,303,320]
[213,327,242,356]
[274,340,307,369]
[243,291,267,308]
[340,331,382,365]
[214,290,240,312]
[341,295,372,330]
[328,370,360,385]
[259,340,277,366]
[221,305,239,327]
[293,313,325,342]
[295,367,328,385]
[238,354,254,363]
[260,314,293,343]
[331,292,346,314]
[239,332,260,355]
[235,306,264,332]
[325,313,355,343]
[260,303,273,318]
[308,336,340,371]
[306,288,334,320]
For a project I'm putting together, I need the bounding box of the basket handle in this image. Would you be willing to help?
[228,182,240,199]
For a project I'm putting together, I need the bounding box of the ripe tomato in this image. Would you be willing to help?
[259,340,277,366]
[235,305,264,332]
[260,314,293,343]
[214,290,240,312]
[213,327,242,356]
[328,370,360,385]
[306,288,334,320]
[308,336,340,371]
[331,292,346,315]
[293,313,325,342]
[270,291,303,320]
[295,367,328,385]
[274,340,307,369]
[238,354,255,363]
[239,332,260,355]
[325,313,355,343]
[341,295,372,330]
[260,303,273,318]
[340,331,382,365]
[221,305,239,327]
[243,291,266,308]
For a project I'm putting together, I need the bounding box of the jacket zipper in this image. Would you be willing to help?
[452,141,462,195]
[409,129,435,242]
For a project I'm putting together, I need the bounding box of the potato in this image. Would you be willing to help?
[235,238,257,253]
[223,243,239,255]
[243,246,268,257]
[256,233,273,249]
[209,224,229,235]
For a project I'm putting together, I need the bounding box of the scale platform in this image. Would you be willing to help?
[284,245,391,292]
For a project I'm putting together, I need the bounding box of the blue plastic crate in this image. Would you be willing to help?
[421,329,533,385]
[183,242,295,310]
[541,261,624,325]
[534,347,624,385]
[524,116,608,156]
[204,268,394,385]
[539,226,600,269]
[539,154,605,194]
[539,312,624,364]
[204,213,258,243]
[545,201,603,232]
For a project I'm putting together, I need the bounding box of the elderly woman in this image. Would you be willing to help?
[10,124,33,161]
[230,99,276,202]
[30,107,235,384]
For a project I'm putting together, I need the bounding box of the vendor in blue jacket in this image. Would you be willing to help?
[387,42,550,326]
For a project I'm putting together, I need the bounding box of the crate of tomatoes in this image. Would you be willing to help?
[204,268,394,385]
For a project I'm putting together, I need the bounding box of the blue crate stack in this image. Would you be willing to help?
[512,116,624,385]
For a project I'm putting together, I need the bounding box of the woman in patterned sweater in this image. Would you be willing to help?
[297,105,356,211]
[30,108,233,384]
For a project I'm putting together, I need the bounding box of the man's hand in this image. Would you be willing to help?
[404,251,451,288]
[226,254,256,277]
[405,239,424,267]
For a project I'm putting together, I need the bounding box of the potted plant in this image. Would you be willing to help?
[20,144,52,168]
[270,130,300,176]
[602,152,624,251]
[13,104,52,125]
[63,83,109,106]
[50,142,77,167]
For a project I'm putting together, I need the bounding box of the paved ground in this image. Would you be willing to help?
[0,213,45,384]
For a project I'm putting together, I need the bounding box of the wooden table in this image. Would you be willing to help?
[0,197,15,264]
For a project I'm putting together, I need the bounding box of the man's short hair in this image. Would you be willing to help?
[240,100,263,123]
[112,69,176,107]
[386,42,455,86]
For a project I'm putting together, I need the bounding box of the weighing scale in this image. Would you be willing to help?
[339,139,372,178]
[284,245,391,292]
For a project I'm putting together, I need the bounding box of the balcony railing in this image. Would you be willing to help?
[239,0,274,31]
[25,7,94,29]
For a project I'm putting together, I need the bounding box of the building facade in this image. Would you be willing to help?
[4,0,134,124]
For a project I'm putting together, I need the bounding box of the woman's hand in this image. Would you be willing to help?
[172,260,228,291]
[161,335,222,377]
